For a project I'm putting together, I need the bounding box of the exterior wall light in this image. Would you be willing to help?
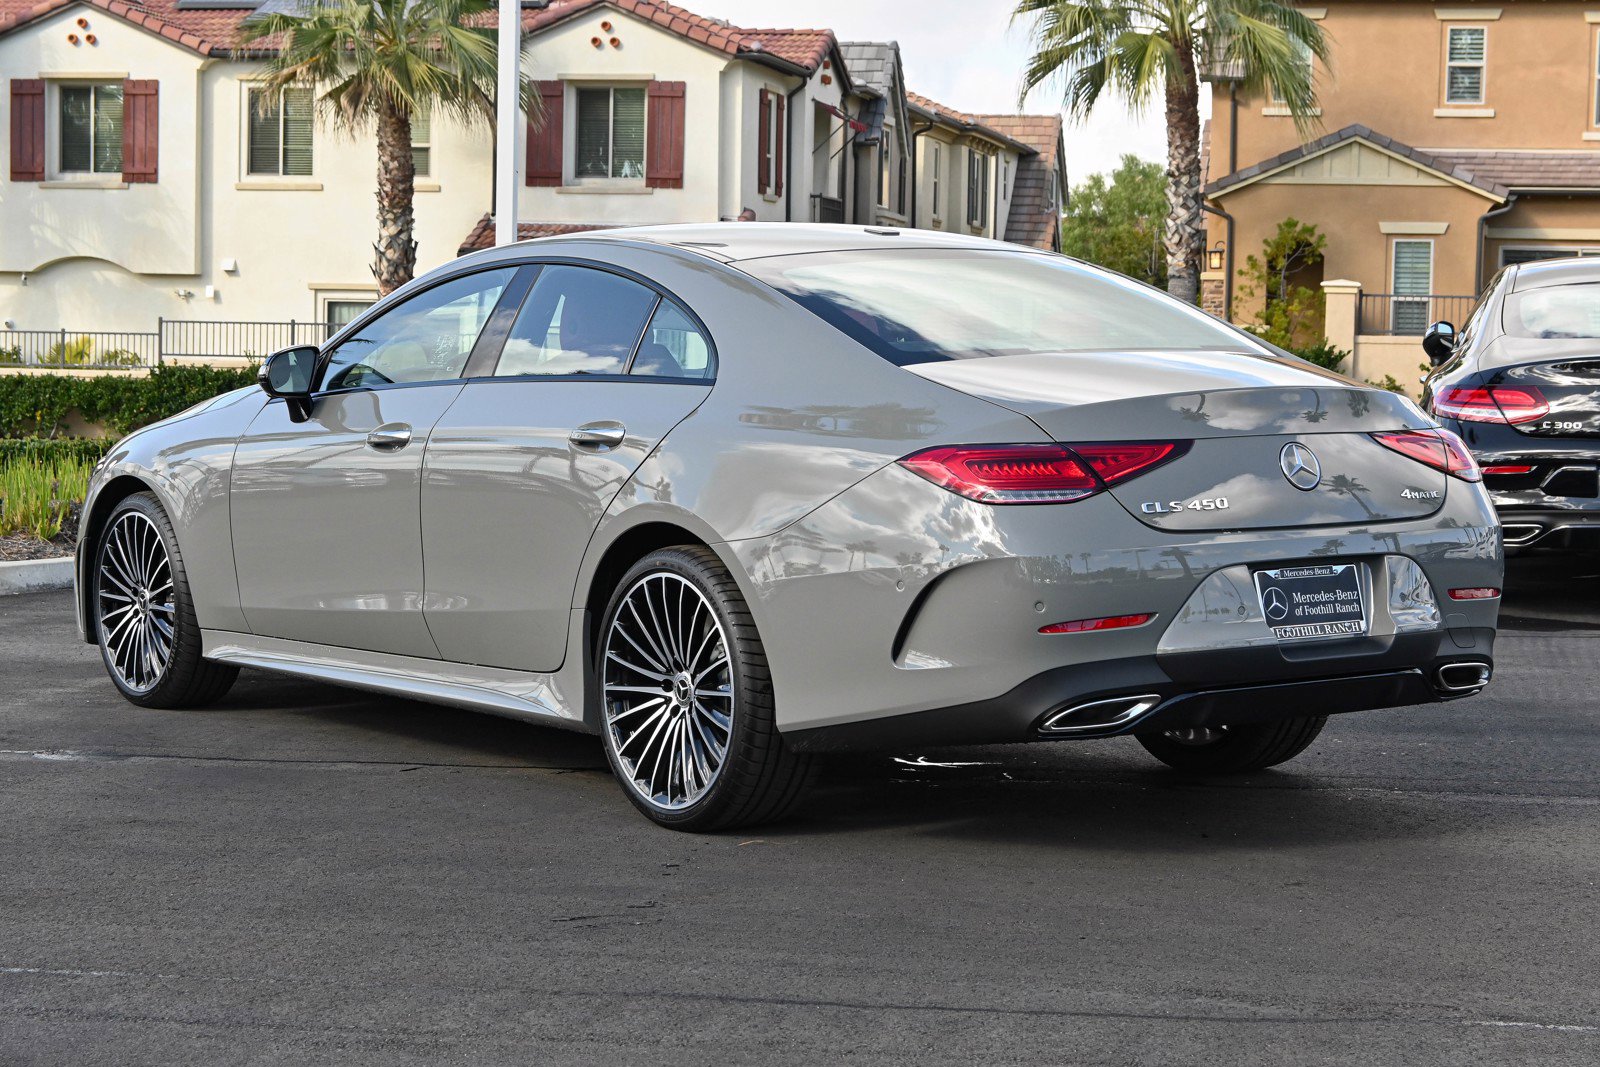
[1206,241,1226,272]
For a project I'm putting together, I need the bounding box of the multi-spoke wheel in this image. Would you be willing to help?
[1136,715,1327,774]
[93,493,237,708]
[598,546,810,831]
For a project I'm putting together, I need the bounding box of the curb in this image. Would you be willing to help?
[0,556,75,596]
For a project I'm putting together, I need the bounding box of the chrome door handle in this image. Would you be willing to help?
[569,424,626,449]
[366,424,412,451]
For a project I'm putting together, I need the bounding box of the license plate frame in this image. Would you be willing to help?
[1253,563,1368,642]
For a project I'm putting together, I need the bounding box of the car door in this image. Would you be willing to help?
[422,262,715,671]
[231,266,522,657]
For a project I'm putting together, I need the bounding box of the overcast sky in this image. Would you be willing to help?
[703,0,1202,185]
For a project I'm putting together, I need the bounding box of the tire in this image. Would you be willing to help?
[1135,715,1327,774]
[597,546,811,831]
[91,492,238,709]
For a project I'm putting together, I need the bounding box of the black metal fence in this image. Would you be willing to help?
[810,195,846,224]
[1358,293,1478,336]
[0,319,339,370]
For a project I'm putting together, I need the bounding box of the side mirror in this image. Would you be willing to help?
[1421,321,1457,367]
[259,345,318,422]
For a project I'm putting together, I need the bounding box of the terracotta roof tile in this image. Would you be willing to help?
[457,215,617,257]
[0,0,252,55]
[976,113,1065,250]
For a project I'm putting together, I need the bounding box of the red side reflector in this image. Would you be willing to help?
[1432,386,1549,425]
[1371,428,1482,482]
[1039,613,1155,635]
[1482,465,1535,476]
[1448,587,1500,601]
[898,442,1187,505]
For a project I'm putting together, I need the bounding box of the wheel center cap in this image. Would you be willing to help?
[671,672,693,707]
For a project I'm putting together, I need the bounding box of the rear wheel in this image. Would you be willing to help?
[598,546,811,832]
[1135,715,1327,774]
[93,492,238,709]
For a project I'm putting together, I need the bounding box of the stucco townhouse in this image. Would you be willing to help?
[0,0,1065,358]
[1203,0,1600,384]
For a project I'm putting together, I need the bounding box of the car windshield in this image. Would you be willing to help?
[740,248,1259,365]
[1506,282,1600,339]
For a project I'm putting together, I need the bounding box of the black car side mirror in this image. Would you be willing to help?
[259,345,319,423]
[1422,321,1457,367]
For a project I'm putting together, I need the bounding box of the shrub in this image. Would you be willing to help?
[1291,339,1351,373]
[0,455,92,540]
[0,438,115,465]
[0,364,258,438]
[1366,374,1409,394]
[1236,218,1329,352]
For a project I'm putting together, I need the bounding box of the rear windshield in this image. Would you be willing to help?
[1506,282,1600,339]
[740,248,1258,365]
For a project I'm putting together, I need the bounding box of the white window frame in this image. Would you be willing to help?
[567,82,647,186]
[1592,28,1600,128]
[930,141,942,221]
[967,147,991,229]
[411,103,431,178]
[1270,37,1314,105]
[878,124,895,209]
[1500,245,1600,268]
[242,83,316,179]
[1444,25,1487,106]
[53,81,124,178]
[1391,238,1436,334]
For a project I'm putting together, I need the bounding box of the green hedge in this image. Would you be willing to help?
[0,437,115,464]
[0,364,258,439]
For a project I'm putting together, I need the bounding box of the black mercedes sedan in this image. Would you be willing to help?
[1422,257,1600,553]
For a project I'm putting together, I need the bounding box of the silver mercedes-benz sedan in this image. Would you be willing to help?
[76,224,1502,830]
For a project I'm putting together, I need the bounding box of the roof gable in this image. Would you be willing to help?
[526,1,837,75]
[1207,124,1508,202]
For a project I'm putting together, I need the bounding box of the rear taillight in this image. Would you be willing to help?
[1482,464,1535,476]
[1371,428,1482,482]
[1431,386,1549,425]
[1039,613,1156,634]
[1448,587,1500,601]
[897,442,1186,505]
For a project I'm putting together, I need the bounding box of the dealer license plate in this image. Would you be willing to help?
[1254,564,1368,641]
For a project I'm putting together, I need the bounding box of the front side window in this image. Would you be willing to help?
[631,300,713,380]
[320,268,515,389]
[1446,26,1486,104]
[248,86,314,176]
[496,266,657,376]
[59,83,123,174]
[575,86,645,179]
[742,249,1257,366]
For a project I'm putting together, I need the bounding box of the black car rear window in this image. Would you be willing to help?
[739,248,1258,365]
[1506,282,1600,339]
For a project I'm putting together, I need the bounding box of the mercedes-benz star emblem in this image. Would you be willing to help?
[1263,586,1291,622]
[1280,442,1322,491]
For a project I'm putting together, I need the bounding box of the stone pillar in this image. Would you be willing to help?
[1321,279,1362,377]
[1200,271,1227,319]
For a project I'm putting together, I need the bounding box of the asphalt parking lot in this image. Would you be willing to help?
[2,561,1597,1066]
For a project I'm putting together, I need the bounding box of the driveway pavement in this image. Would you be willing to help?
[1,561,1597,1065]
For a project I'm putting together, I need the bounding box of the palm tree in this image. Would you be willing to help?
[241,0,505,295]
[1014,1,1327,305]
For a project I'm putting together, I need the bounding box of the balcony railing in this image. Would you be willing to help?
[158,319,335,362]
[0,319,340,370]
[810,195,845,225]
[1358,293,1477,336]
[0,329,160,369]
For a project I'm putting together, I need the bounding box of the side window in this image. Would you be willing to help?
[321,268,515,390]
[632,300,713,380]
[496,265,657,376]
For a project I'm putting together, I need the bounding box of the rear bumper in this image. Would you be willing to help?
[785,631,1496,753]
[1494,507,1600,552]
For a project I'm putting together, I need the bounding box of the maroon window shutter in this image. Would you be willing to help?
[121,79,159,183]
[9,79,45,182]
[526,80,564,187]
[773,93,785,196]
[756,88,770,195]
[644,80,685,190]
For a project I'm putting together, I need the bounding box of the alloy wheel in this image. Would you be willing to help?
[602,572,734,811]
[97,510,176,694]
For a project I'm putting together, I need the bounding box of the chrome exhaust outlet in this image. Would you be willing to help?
[1501,524,1543,546]
[1436,662,1492,694]
[1041,694,1163,734]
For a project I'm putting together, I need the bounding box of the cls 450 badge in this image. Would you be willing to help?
[1140,497,1231,515]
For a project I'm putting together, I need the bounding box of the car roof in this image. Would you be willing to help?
[511,223,1045,264]
[1510,256,1600,292]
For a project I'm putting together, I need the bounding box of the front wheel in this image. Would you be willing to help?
[93,492,238,708]
[598,546,811,831]
[1136,715,1327,774]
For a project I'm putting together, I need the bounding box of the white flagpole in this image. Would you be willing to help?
[495,0,521,246]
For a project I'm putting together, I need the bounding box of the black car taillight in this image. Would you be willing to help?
[1431,386,1549,425]
[898,442,1188,505]
[1371,428,1482,482]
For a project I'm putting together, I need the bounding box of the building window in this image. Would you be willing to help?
[1446,26,1486,105]
[59,83,123,174]
[411,104,431,177]
[930,141,942,218]
[1002,158,1010,200]
[967,148,990,228]
[575,86,645,180]
[325,299,374,328]
[879,128,895,209]
[1593,30,1600,127]
[1391,239,1435,335]
[248,86,314,176]
[1501,246,1600,267]
[1270,37,1314,104]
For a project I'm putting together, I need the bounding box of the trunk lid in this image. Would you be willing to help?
[908,350,1447,531]
[1491,357,1600,437]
